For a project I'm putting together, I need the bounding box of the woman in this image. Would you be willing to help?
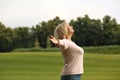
[49,22,84,80]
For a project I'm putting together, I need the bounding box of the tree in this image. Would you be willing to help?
[70,15,92,46]
[70,15,120,46]
[0,22,14,52]
[34,38,40,48]
[102,15,118,45]
[13,27,34,48]
[87,19,103,46]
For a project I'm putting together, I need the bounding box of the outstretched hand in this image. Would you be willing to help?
[49,35,59,46]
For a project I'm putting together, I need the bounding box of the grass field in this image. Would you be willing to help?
[0,52,120,80]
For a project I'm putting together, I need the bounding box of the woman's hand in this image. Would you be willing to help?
[49,35,59,46]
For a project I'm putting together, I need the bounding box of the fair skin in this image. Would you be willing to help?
[49,25,74,46]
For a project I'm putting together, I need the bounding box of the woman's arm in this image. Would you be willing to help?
[49,35,59,47]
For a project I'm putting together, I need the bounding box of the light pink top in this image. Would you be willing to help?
[59,39,84,75]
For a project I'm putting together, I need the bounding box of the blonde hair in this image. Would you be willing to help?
[54,22,68,40]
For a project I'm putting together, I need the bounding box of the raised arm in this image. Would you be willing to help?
[49,35,59,47]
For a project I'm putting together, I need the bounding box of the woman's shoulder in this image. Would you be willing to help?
[59,39,73,43]
[59,39,72,49]
[59,39,68,42]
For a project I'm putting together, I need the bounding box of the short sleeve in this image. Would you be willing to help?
[59,39,69,50]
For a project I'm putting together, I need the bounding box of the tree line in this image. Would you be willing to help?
[0,15,120,52]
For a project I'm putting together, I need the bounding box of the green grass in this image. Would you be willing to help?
[83,53,120,80]
[0,52,120,80]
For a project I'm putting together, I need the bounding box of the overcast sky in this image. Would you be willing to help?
[0,0,120,28]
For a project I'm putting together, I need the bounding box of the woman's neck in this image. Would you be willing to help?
[66,36,72,41]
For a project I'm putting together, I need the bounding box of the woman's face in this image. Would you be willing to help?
[67,25,74,35]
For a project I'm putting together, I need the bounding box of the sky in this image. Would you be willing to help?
[0,0,120,28]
